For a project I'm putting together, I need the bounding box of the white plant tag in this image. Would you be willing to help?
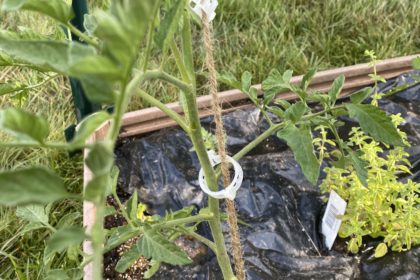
[322,190,347,250]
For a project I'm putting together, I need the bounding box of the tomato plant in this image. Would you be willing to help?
[0,1,415,279]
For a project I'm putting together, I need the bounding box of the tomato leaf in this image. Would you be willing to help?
[2,0,74,23]
[241,71,252,93]
[300,68,317,91]
[44,227,86,260]
[136,229,192,265]
[70,111,111,147]
[16,204,49,224]
[218,72,241,89]
[0,38,95,74]
[0,107,49,143]
[0,167,69,206]
[144,260,161,279]
[155,0,185,52]
[328,74,345,105]
[126,190,138,221]
[0,82,26,96]
[115,245,142,273]
[345,104,403,146]
[277,124,320,184]
[284,101,307,123]
[350,87,373,104]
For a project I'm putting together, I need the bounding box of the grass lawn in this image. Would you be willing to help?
[0,0,419,278]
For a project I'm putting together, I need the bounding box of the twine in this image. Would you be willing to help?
[201,12,246,280]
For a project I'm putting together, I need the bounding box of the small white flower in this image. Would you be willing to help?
[190,0,218,22]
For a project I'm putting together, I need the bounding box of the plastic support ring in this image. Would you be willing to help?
[190,0,218,22]
[198,150,243,200]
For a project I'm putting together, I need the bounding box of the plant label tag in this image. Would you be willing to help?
[322,190,347,250]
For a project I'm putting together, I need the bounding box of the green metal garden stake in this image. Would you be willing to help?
[65,0,101,142]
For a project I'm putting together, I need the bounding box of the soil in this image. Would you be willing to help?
[103,189,150,280]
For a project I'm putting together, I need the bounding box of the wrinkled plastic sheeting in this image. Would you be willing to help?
[115,71,420,279]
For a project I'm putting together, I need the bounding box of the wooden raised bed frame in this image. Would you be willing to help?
[83,54,417,279]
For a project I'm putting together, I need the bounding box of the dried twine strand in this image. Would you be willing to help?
[201,12,246,280]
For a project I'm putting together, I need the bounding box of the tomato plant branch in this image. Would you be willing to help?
[66,23,100,48]
[0,141,94,150]
[111,192,135,228]
[181,13,195,86]
[233,122,284,161]
[178,53,236,280]
[175,227,217,252]
[134,89,189,132]
[4,74,60,95]
[170,39,191,83]
[155,213,214,229]
[140,70,193,93]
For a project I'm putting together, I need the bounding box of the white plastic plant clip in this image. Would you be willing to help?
[198,150,243,200]
[190,0,218,22]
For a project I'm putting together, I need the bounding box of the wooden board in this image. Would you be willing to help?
[82,54,417,280]
[118,55,416,137]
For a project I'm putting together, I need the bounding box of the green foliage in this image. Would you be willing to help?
[0,82,26,96]
[16,204,49,224]
[0,107,49,143]
[144,260,161,279]
[44,227,86,260]
[413,57,420,70]
[70,112,111,147]
[126,190,138,221]
[328,74,345,105]
[136,228,192,265]
[155,0,185,52]
[262,69,295,102]
[0,167,69,205]
[278,124,320,184]
[115,245,142,273]
[320,117,419,257]
[2,0,74,23]
[0,39,95,74]
[346,104,404,146]
[84,143,114,202]
[349,87,373,104]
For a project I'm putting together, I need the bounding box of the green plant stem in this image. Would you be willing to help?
[233,123,284,161]
[170,39,191,83]
[176,227,216,252]
[3,74,60,96]
[111,192,135,228]
[155,213,214,229]
[141,70,192,93]
[260,106,274,126]
[180,77,235,280]
[91,197,105,280]
[0,141,94,150]
[188,114,236,280]
[328,122,345,156]
[175,12,236,279]
[301,104,345,121]
[66,23,99,48]
[135,89,189,132]
[181,12,195,86]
